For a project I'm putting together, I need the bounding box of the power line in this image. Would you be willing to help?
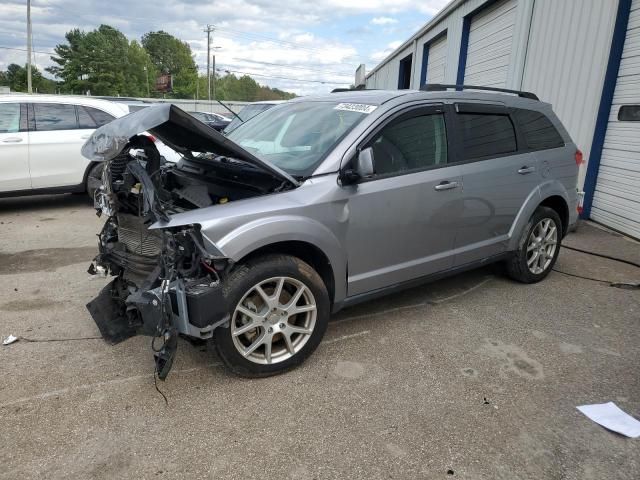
[0,46,55,55]
[216,67,349,85]
[231,57,353,77]
[215,26,367,63]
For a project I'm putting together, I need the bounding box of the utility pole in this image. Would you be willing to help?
[204,24,215,102]
[143,66,150,97]
[212,54,216,100]
[26,0,33,93]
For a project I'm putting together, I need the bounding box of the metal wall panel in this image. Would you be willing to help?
[426,35,448,83]
[591,0,640,238]
[522,0,618,188]
[364,0,620,200]
[464,0,518,87]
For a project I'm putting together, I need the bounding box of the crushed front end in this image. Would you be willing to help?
[82,104,297,379]
[87,146,229,379]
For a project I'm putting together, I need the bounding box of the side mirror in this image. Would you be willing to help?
[356,147,374,178]
[341,147,374,185]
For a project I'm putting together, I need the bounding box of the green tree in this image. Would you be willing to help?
[126,41,157,97]
[141,31,197,98]
[0,63,56,93]
[48,25,154,96]
[210,73,296,101]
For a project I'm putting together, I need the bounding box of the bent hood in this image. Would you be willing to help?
[81,103,298,186]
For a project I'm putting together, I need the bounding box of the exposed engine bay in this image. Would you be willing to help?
[83,104,297,379]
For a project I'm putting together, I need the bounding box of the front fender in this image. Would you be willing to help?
[204,215,348,303]
[507,179,570,251]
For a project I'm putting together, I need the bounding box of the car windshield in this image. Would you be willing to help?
[226,101,370,176]
[224,104,274,133]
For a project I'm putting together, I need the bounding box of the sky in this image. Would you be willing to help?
[0,0,450,95]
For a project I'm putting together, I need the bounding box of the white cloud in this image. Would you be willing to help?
[370,40,404,62]
[370,17,398,25]
[0,0,448,95]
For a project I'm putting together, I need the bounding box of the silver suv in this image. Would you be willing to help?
[83,86,579,379]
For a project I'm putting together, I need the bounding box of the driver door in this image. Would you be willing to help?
[344,105,462,296]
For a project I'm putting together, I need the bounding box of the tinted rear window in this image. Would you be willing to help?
[458,113,516,159]
[34,103,77,131]
[513,109,564,150]
[87,107,114,127]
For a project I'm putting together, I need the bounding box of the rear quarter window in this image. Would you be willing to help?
[83,106,115,127]
[513,109,564,150]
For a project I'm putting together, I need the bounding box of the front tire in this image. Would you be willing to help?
[212,254,330,377]
[86,163,104,201]
[505,206,562,283]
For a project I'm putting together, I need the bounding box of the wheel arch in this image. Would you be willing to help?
[235,240,336,306]
[207,215,348,306]
[539,195,569,237]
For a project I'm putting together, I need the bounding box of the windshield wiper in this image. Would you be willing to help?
[218,100,243,124]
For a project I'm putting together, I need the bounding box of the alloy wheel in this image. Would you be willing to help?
[526,218,558,274]
[231,276,317,365]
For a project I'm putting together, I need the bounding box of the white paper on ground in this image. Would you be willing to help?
[2,334,18,345]
[577,402,640,438]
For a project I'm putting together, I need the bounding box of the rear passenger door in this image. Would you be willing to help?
[451,103,541,266]
[0,103,31,192]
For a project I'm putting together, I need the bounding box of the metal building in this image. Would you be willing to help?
[362,0,640,239]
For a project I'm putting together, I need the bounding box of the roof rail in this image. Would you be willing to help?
[420,84,539,101]
[331,85,373,93]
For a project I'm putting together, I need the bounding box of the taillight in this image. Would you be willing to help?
[577,190,585,215]
[145,134,156,143]
[575,149,583,166]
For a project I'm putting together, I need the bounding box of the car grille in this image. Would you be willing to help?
[117,213,163,257]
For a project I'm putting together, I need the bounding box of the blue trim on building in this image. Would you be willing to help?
[420,30,447,88]
[456,16,471,87]
[398,53,413,89]
[456,0,508,89]
[582,0,632,219]
[420,42,430,88]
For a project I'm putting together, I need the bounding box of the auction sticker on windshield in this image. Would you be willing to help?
[334,103,378,114]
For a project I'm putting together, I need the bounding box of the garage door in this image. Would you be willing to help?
[426,35,447,84]
[591,0,640,239]
[464,0,517,87]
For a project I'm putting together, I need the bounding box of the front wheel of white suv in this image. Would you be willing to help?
[505,206,562,283]
[212,254,330,377]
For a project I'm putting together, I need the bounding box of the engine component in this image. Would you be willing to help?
[117,213,163,257]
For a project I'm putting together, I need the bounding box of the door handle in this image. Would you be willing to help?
[518,166,536,174]
[434,181,459,191]
[2,137,23,143]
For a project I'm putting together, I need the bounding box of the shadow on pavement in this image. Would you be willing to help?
[0,193,91,213]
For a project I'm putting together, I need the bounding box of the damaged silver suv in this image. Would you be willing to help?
[83,85,580,379]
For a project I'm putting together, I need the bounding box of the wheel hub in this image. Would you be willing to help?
[230,276,317,365]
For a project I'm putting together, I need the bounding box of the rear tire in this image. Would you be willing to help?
[505,206,562,283]
[212,254,330,377]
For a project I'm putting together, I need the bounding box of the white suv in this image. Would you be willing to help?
[0,95,129,198]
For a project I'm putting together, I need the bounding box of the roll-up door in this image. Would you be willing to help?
[591,0,640,239]
[464,0,517,87]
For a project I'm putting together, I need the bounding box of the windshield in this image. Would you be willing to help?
[224,103,275,133]
[226,101,370,176]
